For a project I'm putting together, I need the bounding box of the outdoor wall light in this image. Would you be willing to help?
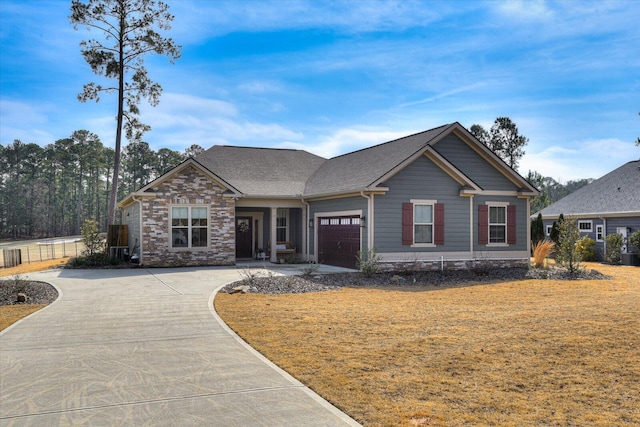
[309,219,314,228]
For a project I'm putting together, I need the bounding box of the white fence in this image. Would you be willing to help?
[0,238,85,268]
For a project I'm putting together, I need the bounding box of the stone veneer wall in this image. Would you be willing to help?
[141,165,235,267]
[380,258,529,272]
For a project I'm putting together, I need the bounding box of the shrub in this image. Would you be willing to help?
[530,213,545,246]
[357,248,382,278]
[549,213,564,246]
[81,219,105,257]
[575,237,597,262]
[532,240,554,268]
[605,233,623,264]
[628,230,640,253]
[555,216,583,276]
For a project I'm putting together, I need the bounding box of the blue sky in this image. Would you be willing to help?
[1,0,639,181]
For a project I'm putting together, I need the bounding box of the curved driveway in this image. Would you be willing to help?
[1,267,359,426]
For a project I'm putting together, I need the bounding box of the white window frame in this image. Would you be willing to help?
[486,202,509,246]
[545,224,552,237]
[596,224,604,242]
[578,220,593,233]
[170,205,210,250]
[411,199,436,247]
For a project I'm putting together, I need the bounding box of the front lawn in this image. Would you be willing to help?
[215,263,640,426]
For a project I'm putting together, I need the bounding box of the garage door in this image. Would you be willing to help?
[317,215,361,269]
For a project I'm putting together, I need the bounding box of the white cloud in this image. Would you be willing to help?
[281,127,413,158]
[520,138,636,181]
[172,0,452,41]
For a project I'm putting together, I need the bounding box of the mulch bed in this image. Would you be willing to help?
[222,267,610,294]
[0,280,58,306]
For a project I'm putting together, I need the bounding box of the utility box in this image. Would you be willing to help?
[621,253,640,266]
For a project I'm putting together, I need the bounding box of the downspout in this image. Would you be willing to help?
[600,216,607,258]
[360,191,372,250]
[132,194,142,266]
[469,195,474,259]
[301,198,310,262]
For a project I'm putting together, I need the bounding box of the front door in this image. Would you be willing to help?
[236,217,253,258]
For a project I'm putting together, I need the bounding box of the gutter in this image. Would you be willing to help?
[131,194,142,266]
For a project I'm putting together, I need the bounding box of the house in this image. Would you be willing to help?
[536,159,640,259]
[118,122,539,270]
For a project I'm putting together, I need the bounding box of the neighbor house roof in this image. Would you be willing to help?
[538,160,640,218]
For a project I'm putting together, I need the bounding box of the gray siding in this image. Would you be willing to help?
[375,155,470,253]
[474,195,528,252]
[309,197,368,255]
[433,134,518,191]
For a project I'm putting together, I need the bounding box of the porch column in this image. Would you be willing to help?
[301,207,308,261]
[270,207,278,263]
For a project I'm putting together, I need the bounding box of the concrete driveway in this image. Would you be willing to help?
[0,266,360,426]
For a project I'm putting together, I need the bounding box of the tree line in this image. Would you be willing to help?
[0,132,202,239]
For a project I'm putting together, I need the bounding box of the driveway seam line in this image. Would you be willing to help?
[0,385,307,421]
[144,269,183,295]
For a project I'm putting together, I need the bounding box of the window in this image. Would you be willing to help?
[171,206,208,248]
[546,225,552,236]
[276,208,288,241]
[478,203,515,245]
[414,204,433,244]
[489,206,507,244]
[578,220,593,232]
[402,200,444,246]
[596,224,604,242]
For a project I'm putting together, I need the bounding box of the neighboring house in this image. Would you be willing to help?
[119,122,539,269]
[536,160,640,259]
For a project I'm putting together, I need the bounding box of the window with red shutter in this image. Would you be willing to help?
[434,203,444,245]
[402,203,413,245]
[478,205,488,245]
[507,205,516,244]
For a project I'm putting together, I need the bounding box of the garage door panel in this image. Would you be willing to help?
[317,215,361,269]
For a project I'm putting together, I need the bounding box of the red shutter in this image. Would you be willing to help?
[478,205,488,245]
[402,203,413,245]
[507,205,517,245]
[434,203,445,245]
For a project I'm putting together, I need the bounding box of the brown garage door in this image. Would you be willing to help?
[317,215,361,269]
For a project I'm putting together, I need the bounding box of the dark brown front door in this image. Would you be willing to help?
[236,217,253,258]
[317,215,361,269]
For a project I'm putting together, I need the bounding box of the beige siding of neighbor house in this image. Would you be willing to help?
[141,165,235,267]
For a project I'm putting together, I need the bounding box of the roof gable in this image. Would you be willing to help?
[538,160,640,217]
[303,122,537,197]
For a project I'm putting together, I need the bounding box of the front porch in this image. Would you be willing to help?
[235,200,310,264]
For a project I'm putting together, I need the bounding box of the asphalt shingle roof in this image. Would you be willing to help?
[304,124,452,195]
[538,160,640,217]
[195,146,326,196]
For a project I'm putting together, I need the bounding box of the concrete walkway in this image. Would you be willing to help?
[1,266,360,426]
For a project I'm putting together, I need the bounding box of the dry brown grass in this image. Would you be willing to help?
[0,258,67,331]
[0,304,48,331]
[0,258,68,278]
[215,263,640,426]
[532,240,554,268]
